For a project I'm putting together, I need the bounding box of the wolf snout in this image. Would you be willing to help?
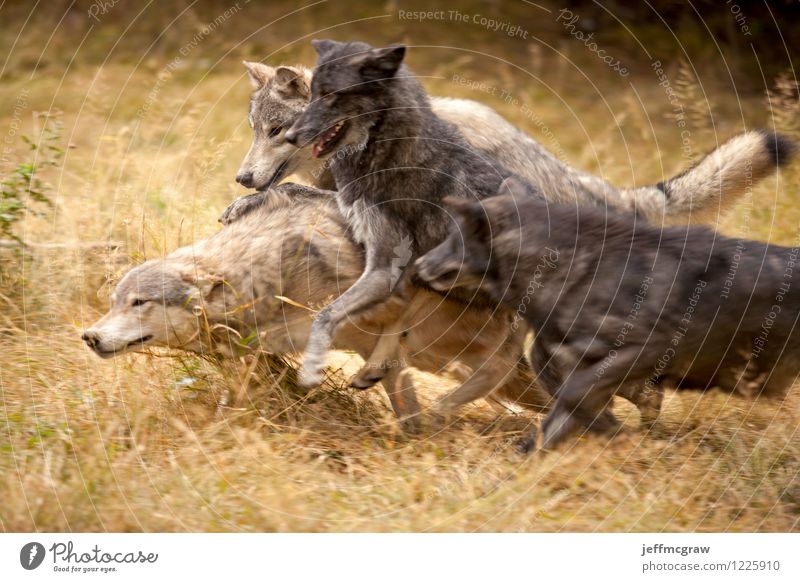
[81,329,99,348]
[235,170,255,188]
[283,126,300,145]
[81,329,111,356]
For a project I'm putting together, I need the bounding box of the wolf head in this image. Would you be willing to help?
[82,260,223,357]
[236,62,320,189]
[416,178,542,302]
[284,40,407,158]
[415,196,498,295]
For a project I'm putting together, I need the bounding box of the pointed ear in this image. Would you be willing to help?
[444,196,491,243]
[243,61,275,89]
[274,66,310,99]
[196,273,224,298]
[180,269,224,304]
[357,45,406,80]
[312,39,339,56]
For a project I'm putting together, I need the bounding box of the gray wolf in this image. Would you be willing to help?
[230,60,788,226]
[81,184,551,427]
[282,40,543,388]
[417,173,800,451]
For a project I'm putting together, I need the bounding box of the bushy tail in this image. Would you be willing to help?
[622,130,796,224]
[436,98,795,224]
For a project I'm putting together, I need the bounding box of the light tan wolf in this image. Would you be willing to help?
[82,184,552,427]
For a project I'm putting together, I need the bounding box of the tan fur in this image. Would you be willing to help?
[84,191,550,424]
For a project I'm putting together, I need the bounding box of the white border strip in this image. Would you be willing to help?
[1,533,798,580]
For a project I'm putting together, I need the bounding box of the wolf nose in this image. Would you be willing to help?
[284,127,299,145]
[82,330,98,348]
[235,171,254,188]
[410,270,426,286]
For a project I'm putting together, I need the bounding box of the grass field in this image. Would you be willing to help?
[1,1,799,532]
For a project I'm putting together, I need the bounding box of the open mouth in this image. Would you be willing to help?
[93,335,154,358]
[311,120,347,158]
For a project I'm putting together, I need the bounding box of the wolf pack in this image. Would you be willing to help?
[83,40,798,452]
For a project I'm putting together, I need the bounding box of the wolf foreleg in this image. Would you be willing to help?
[299,265,398,387]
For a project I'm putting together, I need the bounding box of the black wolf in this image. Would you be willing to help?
[283,40,534,386]
[417,175,800,450]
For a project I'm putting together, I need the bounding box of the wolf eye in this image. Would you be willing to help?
[268,125,283,138]
[131,298,148,307]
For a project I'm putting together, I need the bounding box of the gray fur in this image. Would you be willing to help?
[417,178,800,450]
[229,63,794,227]
[285,41,518,251]
[283,40,538,386]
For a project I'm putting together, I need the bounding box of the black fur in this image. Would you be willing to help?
[286,40,537,255]
[761,128,797,167]
[283,40,540,386]
[418,189,800,449]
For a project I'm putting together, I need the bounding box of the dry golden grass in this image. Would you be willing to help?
[1,2,799,532]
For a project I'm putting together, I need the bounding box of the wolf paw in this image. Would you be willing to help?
[514,432,538,455]
[399,414,422,435]
[349,364,386,390]
[219,191,269,225]
[298,365,325,389]
[540,407,578,450]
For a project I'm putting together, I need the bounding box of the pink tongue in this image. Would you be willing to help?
[312,126,337,158]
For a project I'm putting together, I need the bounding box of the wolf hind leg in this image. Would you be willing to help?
[350,324,404,389]
[350,289,426,389]
[379,361,422,433]
[538,351,643,450]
